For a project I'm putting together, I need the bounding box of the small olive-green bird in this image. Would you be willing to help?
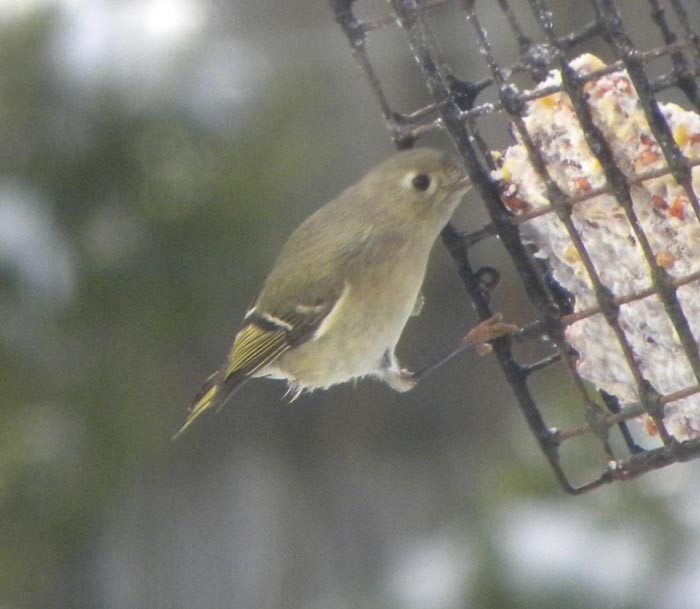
[175,148,472,438]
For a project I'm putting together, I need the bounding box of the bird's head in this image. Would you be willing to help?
[359,147,471,228]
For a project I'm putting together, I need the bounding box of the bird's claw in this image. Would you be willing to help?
[464,313,518,355]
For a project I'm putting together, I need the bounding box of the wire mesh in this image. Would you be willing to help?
[331,0,700,493]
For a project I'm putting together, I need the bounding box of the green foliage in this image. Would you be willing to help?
[0,10,333,607]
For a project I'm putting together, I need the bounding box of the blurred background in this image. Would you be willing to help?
[2,0,700,608]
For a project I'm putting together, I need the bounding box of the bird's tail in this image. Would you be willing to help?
[172,370,247,440]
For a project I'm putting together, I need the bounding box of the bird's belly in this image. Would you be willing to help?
[272,277,420,389]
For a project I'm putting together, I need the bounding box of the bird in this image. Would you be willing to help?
[174,147,508,438]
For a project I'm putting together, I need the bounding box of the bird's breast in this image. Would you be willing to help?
[272,241,431,389]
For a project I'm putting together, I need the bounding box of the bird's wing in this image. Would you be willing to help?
[173,283,346,440]
[224,310,309,378]
[175,210,365,440]
[225,314,292,377]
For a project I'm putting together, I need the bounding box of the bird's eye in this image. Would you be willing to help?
[411,174,431,191]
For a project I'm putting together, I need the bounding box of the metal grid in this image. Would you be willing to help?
[331,0,700,493]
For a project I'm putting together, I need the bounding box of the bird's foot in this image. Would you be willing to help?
[464,313,518,355]
[382,367,417,392]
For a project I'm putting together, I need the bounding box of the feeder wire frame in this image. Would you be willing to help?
[331,0,700,494]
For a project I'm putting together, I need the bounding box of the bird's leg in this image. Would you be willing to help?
[463,313,519,354]
[411,314,518,384]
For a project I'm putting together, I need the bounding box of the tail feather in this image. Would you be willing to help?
[172,370,247,440]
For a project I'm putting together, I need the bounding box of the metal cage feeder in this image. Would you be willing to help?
[331,0,700,493]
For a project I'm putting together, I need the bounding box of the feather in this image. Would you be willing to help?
[173,290,343,438]
[226,320,290,377]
